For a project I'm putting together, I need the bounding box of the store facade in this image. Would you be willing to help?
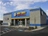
[3,8,47,28]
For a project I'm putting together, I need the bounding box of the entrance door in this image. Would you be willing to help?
[19,19,25,26]
[15,19,25,26]
[11,18,30,26]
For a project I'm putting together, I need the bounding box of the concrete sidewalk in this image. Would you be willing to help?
[24,25,48,32]
[1,25,48,32]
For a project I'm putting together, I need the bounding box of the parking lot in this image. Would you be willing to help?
[0,25,28,36]
[0,25,16,35]
[0,25,48,36]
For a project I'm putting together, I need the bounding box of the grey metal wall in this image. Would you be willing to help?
[3,14,11,25]
[30,10,41,24]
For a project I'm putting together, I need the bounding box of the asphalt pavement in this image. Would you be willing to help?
[0,25,16,36]
[0,25,48,36]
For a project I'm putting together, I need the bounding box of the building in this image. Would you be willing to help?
[3,8,47,28]
[46,16,48,24]
[0,20,3,25]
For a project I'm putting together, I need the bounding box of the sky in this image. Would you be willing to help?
[0,0,48,20]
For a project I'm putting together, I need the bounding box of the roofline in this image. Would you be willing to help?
[4,7,42,15]
[40,8,47,16]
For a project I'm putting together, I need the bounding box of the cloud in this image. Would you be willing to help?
[10,0,48,5]
[0,1,7,13]
[46,10,48,16]
[0,1,8,20]
[14,4,30,10]
[1,0,48,11]
[9,0,48,10]
[0,0,48,20]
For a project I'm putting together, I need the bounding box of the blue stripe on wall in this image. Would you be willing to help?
[30,24,41,26]
[30,8,40,11]
[30,24,47,26]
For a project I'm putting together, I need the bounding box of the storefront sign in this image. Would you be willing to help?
[21,12,26,16]
[14,13,17,16]
[17,12,21,16]
[14,12,26,16]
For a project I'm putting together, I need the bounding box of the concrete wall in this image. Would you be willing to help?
[46,16,48,24]
[3,14,11,26]
[40,10,47,25]
[30,9,47,27]
[30,10,41,27]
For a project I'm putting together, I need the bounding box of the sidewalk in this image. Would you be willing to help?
[24,25,48,32]
[1,25,48,32]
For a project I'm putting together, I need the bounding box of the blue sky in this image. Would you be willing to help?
[0,0,48,20]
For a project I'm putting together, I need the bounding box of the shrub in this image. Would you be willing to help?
[28,27,34,30]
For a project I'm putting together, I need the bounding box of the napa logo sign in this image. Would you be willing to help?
[14,12,26,16]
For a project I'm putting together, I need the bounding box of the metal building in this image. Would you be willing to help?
[3,8,47,28]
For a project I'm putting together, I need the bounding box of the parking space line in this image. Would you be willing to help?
[0,29,15,35]
[2,31,5,34]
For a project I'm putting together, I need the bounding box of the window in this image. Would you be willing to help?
[40,10,46,16]
[42,11,43,15]
[40,9,46,16]
[40,12,42,16]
